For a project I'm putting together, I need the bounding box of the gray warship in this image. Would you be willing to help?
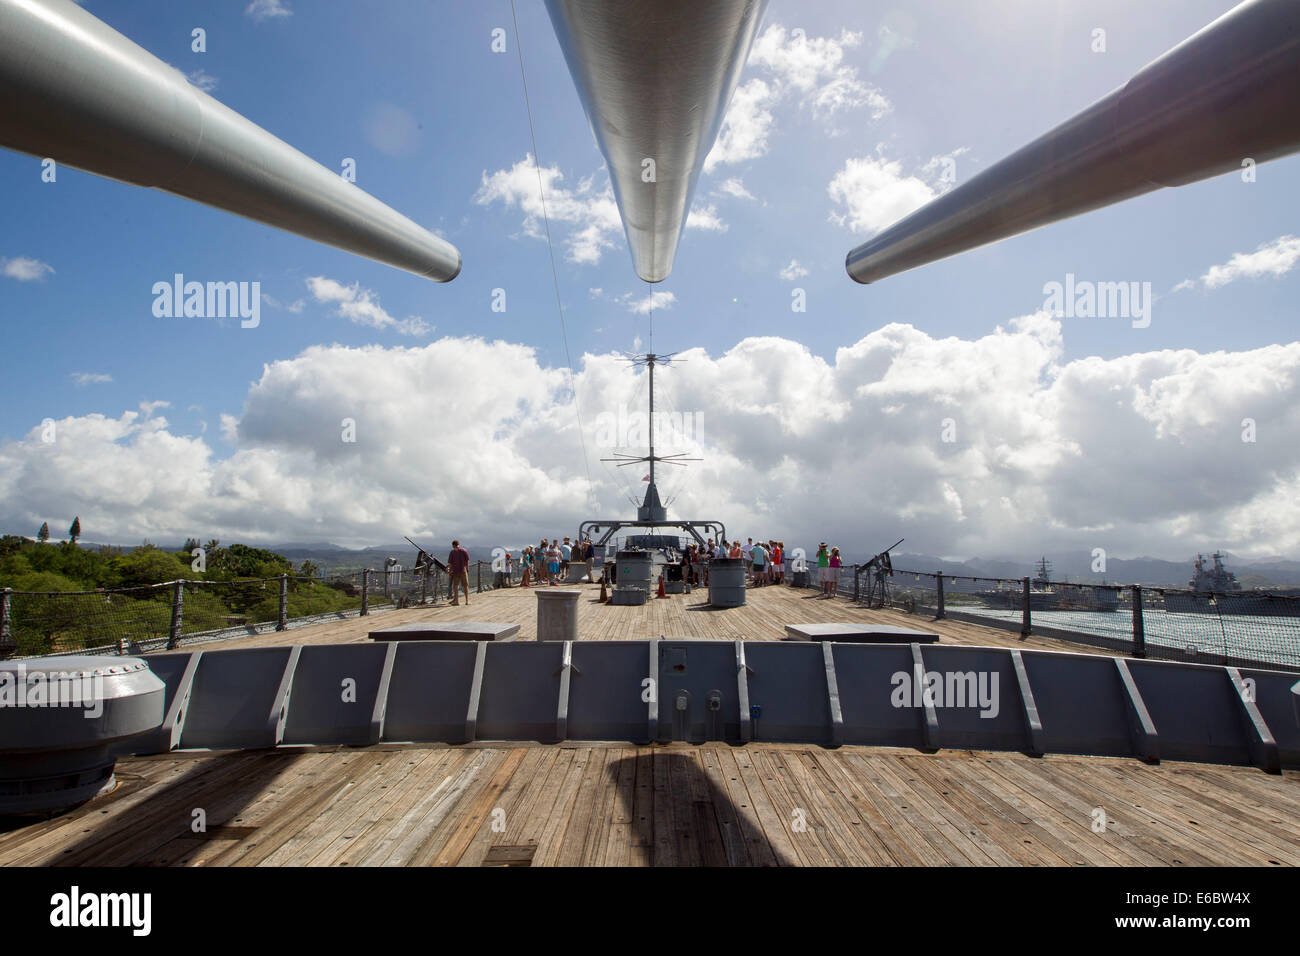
[979,557,1121,612]
[1164,551,1300,617]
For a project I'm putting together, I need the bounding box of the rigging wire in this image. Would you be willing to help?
[510,0,596,511]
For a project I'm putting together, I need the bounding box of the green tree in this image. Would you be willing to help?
[207,543,291,580]
[108,546,191,589]
[183,537,199,553]
[37,522,49,543]
[68,516,81,544]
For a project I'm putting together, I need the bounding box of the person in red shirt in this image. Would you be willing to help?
[448,539,471,605]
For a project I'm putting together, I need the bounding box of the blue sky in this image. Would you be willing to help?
[2,0,1299,561]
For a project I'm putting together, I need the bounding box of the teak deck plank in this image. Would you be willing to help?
[895,754,1050,866]
[984,756,1185,866]
[6,741,1299,867]
[373,749,493,867]
[1055,760,1297,866]
[325,749,455,867]
[730,746,801,866]
[805,748,928,865]
[349,748,473,867]
[915,755,1080,866]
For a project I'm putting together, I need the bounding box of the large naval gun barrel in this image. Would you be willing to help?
[846,0,1300,284]
[0,0,461,281]
[546,0,768,282]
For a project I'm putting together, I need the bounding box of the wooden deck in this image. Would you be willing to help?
[180,579,1119,656]
[5,582,1288,868]
[3,743,1297,866]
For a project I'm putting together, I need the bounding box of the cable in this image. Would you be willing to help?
[510,0,596,511]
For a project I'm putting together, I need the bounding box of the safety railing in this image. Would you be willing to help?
[788,565,1300,672]
[0,562,504,660]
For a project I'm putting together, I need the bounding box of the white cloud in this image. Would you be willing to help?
[305,277,431,336]
[476,155,623,266]
[827,155,936,235]
[246,0,291,21]
[626,291,677,314]
[706,25,891,172]
[716,178,756,201]
[588,288,603,299]
[71,373,112,386]
[1180,235,1300,291]
[685,202,727,232]
[706,79,778,172]
[1,257,54,281]
[8,323,1300,558]
[187,69,218,93]
[921,147,971,194]
[779,260,808,281]
[749,26,889,120]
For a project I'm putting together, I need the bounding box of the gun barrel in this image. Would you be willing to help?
[0,0,461,282]
[546,0,768,283]
[846,0,1300,285]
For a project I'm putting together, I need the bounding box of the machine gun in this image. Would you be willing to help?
[404,536,447,574]
[860,538,904,608]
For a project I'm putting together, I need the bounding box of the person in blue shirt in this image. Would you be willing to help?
[560,537,572,577]
[750,541,768,586]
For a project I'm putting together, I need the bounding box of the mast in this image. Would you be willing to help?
[647,353,656,492]
[600,351,698,525]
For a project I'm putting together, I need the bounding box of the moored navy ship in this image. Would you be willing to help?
[979,557,1120,612]
[1165,551,1300,617]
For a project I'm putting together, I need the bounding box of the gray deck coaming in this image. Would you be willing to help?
[135,637,1300,772]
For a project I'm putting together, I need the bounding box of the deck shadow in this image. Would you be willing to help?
[5,750,304,866]
[604,749,796,866]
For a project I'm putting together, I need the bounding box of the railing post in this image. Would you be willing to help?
[477,562,482,593]
[0,587,13,656]
[167,580,185,649]
[277,573,288,631]
[1021,576,1032,636]
[1131,585,1146,658]
[361,569,370,617]
[935,571,945,620]
[853,566,860,603]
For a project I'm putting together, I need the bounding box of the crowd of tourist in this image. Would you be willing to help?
[490,535,846,596]
[500,536,596,587]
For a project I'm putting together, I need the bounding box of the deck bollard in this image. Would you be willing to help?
[536,590,581,642]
